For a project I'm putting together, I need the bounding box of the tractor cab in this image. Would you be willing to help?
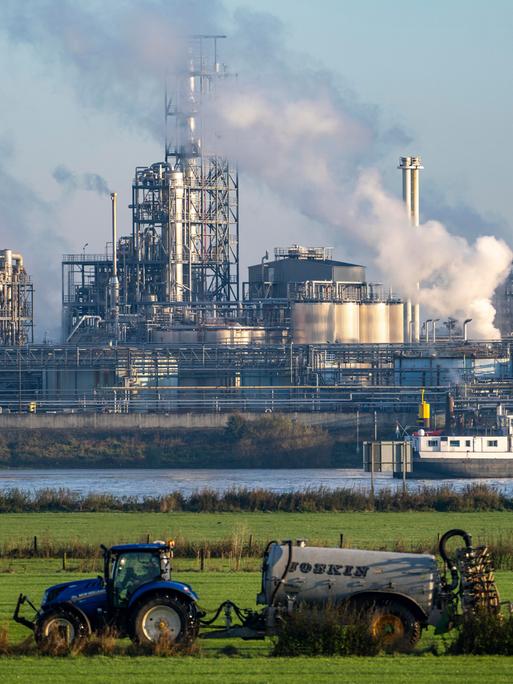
[104,542,173,607]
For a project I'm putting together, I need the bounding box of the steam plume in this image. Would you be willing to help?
[1,0,511,338]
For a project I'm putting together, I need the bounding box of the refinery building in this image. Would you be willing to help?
[1,36,513,416]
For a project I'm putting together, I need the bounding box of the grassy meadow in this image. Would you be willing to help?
[0,509,511,682]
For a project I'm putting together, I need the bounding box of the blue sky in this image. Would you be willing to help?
[0,0,511,338]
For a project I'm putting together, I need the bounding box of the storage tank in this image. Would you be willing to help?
[203,327,232,344]
[388,303,404,343]
[231,326,252,346]
[359,303,389,343]
[259,542,437,615]
[152,328,198,343]
[333,302,359,343]
[250,327,267,345]
[292,302,333,344]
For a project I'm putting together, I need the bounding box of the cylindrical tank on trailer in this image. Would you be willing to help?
[388,303,404,343]
[259,542,437,617]
[292,302,333,344]
[359,303,389,343]
[333,302,360,343]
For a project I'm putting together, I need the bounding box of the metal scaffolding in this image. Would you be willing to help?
[0,249,33,345]
[62,36,239,343]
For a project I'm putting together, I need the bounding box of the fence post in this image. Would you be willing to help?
[62,551,67,571]
[33,536,38,556]
[248,534,253,556]
[200,548,205,572]
[339,533,344,548]
[146,533,150,544]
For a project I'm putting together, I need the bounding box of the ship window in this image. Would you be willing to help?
[487,440,498,447]
[427,439,438,447]
[465,440,471,447]
[449,440,460,447]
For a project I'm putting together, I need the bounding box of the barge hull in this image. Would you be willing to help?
[404,458,513,478]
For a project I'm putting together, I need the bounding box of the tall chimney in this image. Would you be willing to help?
[398,155,423,227]
[110,192,120,339]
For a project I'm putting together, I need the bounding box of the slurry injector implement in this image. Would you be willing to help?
[13,529,500,650]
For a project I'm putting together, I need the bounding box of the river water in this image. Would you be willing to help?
[0,469,513,498]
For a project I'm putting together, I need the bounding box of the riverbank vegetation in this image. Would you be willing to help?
[0,483,511,513]
[0,414,364,468]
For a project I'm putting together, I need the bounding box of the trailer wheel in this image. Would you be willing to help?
[35,606,90,649]
[132,595,195,647]
[367,600,421,651]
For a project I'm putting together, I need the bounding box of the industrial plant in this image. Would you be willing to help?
[2,36,513,422]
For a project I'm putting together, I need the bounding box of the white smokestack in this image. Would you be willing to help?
[398,155,423,227]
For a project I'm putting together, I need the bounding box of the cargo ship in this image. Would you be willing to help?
[364,397,513,479]
[409,426,513,478]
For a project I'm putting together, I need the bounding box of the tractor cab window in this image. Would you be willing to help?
[112,552,162,606]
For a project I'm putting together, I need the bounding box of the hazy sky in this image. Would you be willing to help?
[0,0,511,339]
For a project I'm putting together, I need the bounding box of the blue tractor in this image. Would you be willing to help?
[13,540,200,647]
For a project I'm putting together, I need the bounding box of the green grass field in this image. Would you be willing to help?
[1,510,512,550]
[0,510,512,682]
[2,655,513,684]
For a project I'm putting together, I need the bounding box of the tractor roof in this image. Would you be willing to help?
[110,543,168,553]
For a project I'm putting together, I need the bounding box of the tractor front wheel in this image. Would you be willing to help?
[132,595,195,648]
[35,606,90,650]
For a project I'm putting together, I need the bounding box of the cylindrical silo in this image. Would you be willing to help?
[334,302,360,343]
[388,303,404,343]
[359,303,389,343]
[204,327,232,344]
[292,302,333,344]
[231,325,251,346]
[250,327,267,345]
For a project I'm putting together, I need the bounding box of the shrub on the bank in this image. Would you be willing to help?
[272,605,380,656]
[447,610,513,655]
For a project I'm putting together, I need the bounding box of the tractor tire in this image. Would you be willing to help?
[131,594,196,648]
[367,599,421,651]
[35,606,90,650]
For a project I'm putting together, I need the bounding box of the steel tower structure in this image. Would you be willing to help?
[131,35,239,305]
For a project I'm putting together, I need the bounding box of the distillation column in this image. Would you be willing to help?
[0,249,33,345]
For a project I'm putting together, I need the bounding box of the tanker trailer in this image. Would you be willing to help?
[202,528,500,650]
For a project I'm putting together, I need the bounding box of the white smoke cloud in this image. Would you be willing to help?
[209,81,512,338]
[0,0,511,338]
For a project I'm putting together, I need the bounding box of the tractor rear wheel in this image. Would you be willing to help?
[367,600,421,651]
[35,606,90,650]
[132,595,195,647]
